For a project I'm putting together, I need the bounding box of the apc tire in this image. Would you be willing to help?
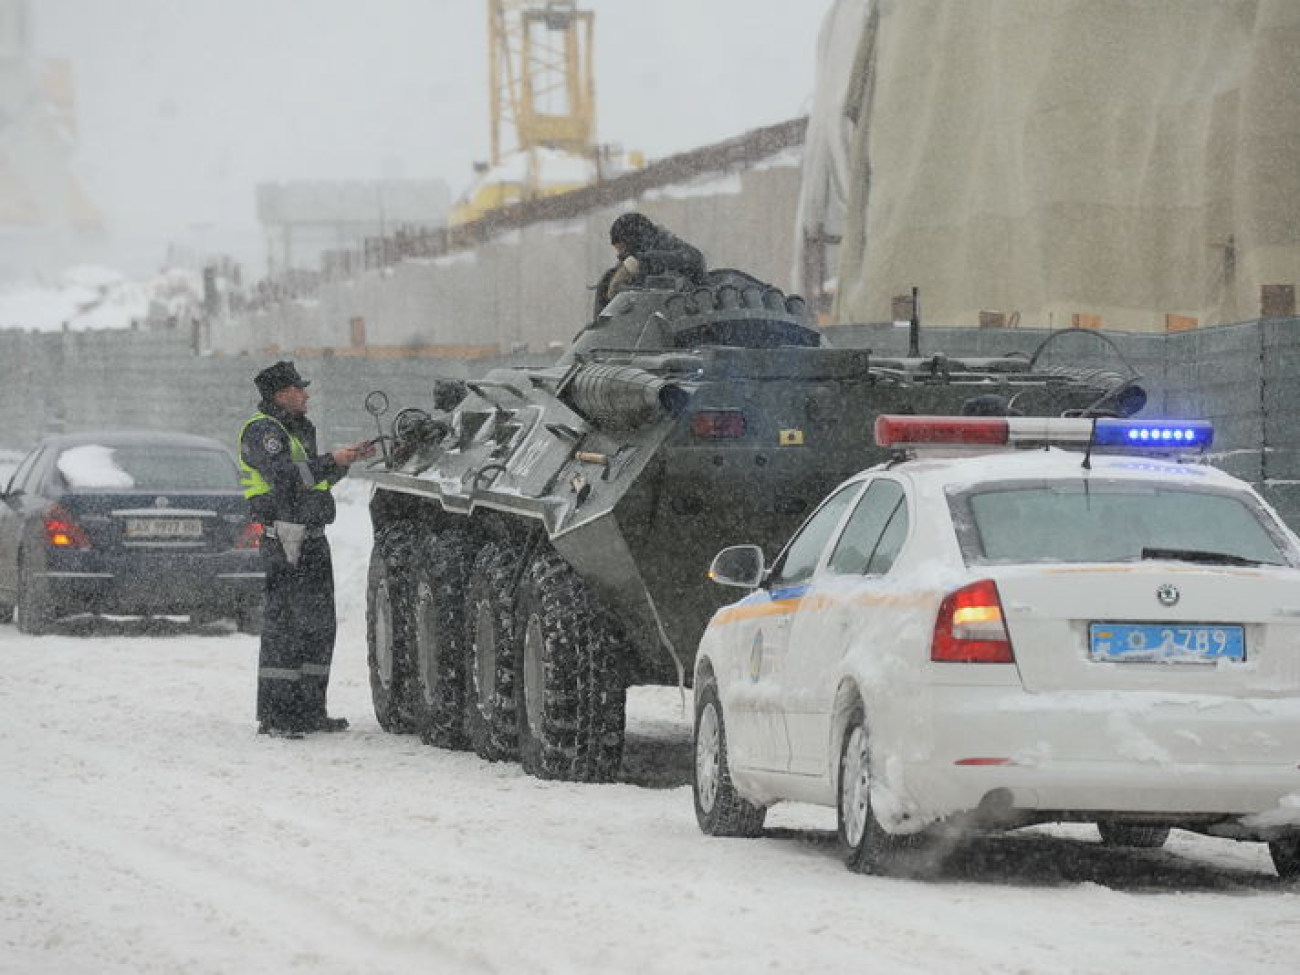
[693,682,765,837]
[410,528,476,750]
[1096,822,1170,849]
[1269,835,1300,881]
[514,548,626,782]
[366,523,420,734]
[464,540,520,762]
[15,552,52,636]
[838,705,932,876]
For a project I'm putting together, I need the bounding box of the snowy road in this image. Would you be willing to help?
[2,483,1298,974]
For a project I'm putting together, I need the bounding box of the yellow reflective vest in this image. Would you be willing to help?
[238,412,330,499]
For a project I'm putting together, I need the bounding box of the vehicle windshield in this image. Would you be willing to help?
[951,479,1296,567]
[57,444,239,491]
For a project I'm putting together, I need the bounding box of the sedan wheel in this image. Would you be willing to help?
[1096,822,1170,849]
[1269,835,1300,881]
[15,553,52,636]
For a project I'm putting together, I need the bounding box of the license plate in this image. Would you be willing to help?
[1089,623,1245,663]
[124,517,203,539]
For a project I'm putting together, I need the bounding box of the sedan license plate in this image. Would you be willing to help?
[124,517,203,539]
[1089,623,1245,663]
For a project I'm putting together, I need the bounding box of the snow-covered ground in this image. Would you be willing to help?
[2,479,1297,974]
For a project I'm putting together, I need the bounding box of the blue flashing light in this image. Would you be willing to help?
[1094,419,1213,450]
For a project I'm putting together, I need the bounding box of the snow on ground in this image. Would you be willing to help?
[2,479,1297,974]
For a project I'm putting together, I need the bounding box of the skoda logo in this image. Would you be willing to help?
[1156,583,1180,607]
[154,496,170,509]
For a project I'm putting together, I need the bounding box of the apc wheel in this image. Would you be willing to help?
[410,528,477,749]
[1269,835,1300,881]
[15,552,52,636]
[838,705,932,876]
[366,524,420,733]
[464,540,520,762]
[693,682,765,837]
[514,547,626,782]
[1096,822,1170,849]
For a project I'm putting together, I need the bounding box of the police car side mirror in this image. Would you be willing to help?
[708,544,765,589]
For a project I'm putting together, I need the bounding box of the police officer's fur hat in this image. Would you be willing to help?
[254,360,310,399]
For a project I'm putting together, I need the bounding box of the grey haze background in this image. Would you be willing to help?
[31,0,834,280]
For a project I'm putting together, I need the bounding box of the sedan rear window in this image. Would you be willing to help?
[952,479,1294,566]
[57,444,239,491]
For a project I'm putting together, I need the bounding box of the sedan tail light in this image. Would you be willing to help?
[234,521,264,550]
[931,579,1015,663]
[43,503,92,549]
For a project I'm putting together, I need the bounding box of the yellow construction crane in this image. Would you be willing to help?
[452,0,597,224]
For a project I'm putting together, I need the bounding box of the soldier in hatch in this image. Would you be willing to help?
[594,212,707,314]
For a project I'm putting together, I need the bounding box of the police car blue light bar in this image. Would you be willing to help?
[874,416,1214,451]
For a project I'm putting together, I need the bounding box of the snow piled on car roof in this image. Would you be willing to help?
[57,444,135,488]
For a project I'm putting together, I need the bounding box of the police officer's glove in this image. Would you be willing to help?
[274,521,307,567]
[621,255,641,276]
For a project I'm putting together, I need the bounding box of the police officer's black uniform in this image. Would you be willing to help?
[239,361,350,737]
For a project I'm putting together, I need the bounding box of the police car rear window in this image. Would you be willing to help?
[950,479,1294,567]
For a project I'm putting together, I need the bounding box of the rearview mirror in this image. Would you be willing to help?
[708,545,765,588]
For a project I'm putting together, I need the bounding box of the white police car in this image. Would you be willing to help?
[693,415,1300,879]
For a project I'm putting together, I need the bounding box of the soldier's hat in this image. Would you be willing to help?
[254,360,310,399]
[610,211,654,248]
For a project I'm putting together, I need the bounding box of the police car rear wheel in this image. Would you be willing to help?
[838,706,935,876]
[693,682,765,837]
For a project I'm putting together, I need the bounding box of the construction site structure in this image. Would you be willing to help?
[453,0,639,225]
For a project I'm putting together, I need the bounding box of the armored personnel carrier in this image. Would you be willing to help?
[356,269,1144,782]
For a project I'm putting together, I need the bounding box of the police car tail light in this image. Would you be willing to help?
[234,521,263,549]
[691,409,746,439]
[43,503,92,549]
[931,579,1015,663]
[874,415,1213,452]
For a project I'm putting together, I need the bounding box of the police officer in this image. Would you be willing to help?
[239,360,374,738]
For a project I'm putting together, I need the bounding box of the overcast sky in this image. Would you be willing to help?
[30,0,835,277]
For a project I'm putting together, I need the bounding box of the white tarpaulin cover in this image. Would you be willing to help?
[817,0,1300,331]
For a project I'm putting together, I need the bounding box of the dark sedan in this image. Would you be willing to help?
[0,430,265,634]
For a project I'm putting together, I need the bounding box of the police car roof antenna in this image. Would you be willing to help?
[908,286,921,358]
[1082,416,1098,470]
